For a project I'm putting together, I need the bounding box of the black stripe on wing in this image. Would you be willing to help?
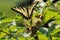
[43,17,55,28]
[11,8,28,19]
[52,0,58,4]
[43,0,47,2]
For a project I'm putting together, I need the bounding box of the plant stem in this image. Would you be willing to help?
[0,30,16,39]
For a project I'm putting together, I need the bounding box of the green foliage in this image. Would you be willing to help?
[0,0,60,40]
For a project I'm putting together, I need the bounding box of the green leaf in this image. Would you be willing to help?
[43,7,58,24]
[50,28,60,35]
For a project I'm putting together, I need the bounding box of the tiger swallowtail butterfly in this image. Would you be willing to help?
[12,1,38,19]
